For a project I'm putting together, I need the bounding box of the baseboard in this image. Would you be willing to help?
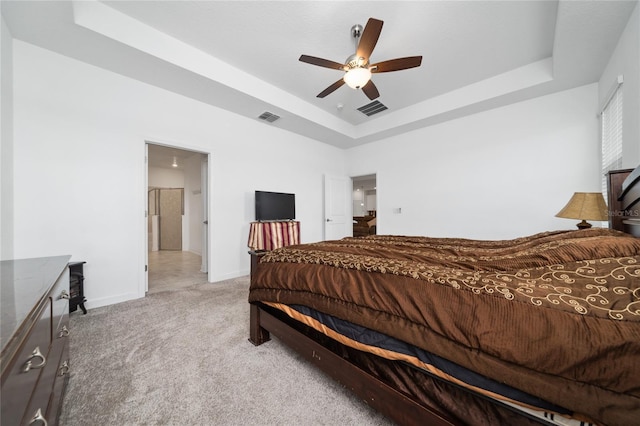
[82,292,143,310]
[212,269,250,282]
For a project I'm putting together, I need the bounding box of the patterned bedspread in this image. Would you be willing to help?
[248,229,640,425]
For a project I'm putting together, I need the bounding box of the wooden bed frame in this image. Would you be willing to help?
[248,300,457,426]
[249,247,463,425]
[248,166,640,426]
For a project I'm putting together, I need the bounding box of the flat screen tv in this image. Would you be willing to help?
[255,191,296,221]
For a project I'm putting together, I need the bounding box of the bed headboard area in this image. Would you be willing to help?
[608,165,640,237]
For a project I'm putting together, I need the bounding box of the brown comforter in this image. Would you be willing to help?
[248,229,640,426]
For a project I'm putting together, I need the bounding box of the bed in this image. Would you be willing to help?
[248,167,640,426]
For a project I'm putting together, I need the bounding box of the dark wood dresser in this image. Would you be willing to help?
[1,256,71,426]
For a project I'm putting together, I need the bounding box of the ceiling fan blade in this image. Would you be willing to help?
[317,79,346,98]
[361,80,380,100]
[356,18,383,60]
[299,55,345,70]
[371,56,423,73]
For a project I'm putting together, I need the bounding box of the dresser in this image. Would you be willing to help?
[1,256,71,426]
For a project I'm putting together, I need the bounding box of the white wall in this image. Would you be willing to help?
[599,1,640,167]
[1,16,14,260]
[8,17,630,307]
[347,84,601,240]
[12,41,345,308]
[148,166,184,188]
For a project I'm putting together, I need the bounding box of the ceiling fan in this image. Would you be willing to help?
[299,18,422,101]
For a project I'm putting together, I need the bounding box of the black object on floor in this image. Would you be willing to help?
[69,261,87,314]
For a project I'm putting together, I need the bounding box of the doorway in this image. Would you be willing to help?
[352,174,377,237]
[146,143,209,294]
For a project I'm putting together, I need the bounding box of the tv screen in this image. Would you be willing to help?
[255,191,296,221]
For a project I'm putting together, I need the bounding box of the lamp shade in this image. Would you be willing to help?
[555,192,608,222]
[343,67,371,89]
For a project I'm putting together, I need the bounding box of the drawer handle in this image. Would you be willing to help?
[22,346,47,373]
[58,325,70,338]
[29,408,48,426]
[58,360,70,377]
[59,290,70,300]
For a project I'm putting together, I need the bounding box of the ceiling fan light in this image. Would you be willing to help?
[344,67,371,89]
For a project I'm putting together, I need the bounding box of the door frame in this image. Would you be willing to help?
[144,143,149,293]
[143,140,212,296]
[200,154,209,273]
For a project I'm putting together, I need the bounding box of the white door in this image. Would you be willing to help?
[324,174,351,240]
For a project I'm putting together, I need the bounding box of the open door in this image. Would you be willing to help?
[324,174,351,240]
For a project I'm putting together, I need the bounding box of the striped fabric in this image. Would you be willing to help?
[248,221,300,251]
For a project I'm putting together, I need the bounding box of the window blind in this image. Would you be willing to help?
[601,81,623,203]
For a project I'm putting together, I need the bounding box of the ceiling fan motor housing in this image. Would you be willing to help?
[345,54,369,70]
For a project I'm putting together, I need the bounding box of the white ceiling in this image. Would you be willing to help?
[2,1,637,149]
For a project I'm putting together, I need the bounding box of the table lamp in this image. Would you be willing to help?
[555,192,608,229]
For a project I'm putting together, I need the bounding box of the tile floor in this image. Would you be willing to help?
[147,250,208,294]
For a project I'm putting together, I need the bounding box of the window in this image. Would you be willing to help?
[601,77,623,203]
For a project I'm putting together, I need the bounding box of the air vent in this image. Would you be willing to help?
[357,100,388,117]
[258,111,280,123]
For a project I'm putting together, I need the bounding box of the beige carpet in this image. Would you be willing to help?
[60,277,393,425]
